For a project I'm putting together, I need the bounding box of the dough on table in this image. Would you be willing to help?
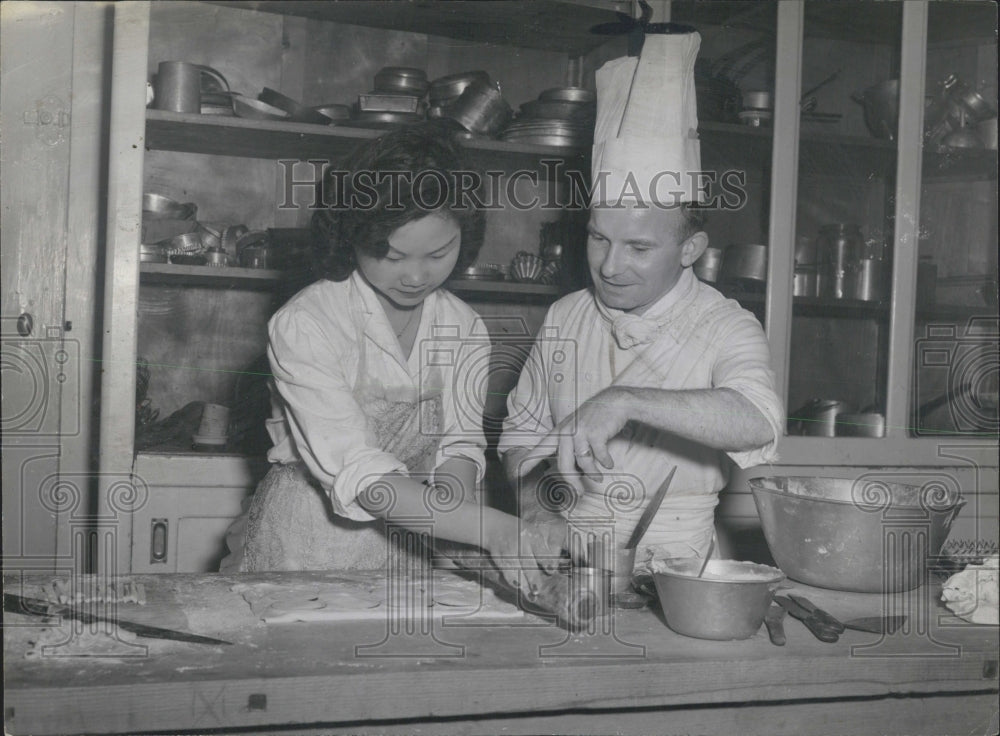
[233,572,523,624]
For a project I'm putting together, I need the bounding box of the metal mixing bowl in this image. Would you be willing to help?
[652,559,784,640]
[749,476,965,593]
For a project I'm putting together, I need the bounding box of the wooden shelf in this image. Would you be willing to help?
[205,0,630,55]
[140,262,283,289]
[140,264,562,301]
[447,278,561,302]
[145,110,589,170]
[717,285,894,318]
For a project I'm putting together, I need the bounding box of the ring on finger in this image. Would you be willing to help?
[574,447,593,458]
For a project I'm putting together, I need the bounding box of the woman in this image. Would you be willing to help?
[221,122,553,592]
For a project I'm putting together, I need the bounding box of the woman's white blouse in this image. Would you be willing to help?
[265,272,489,522]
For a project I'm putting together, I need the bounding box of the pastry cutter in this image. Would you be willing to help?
[4,593,233,646]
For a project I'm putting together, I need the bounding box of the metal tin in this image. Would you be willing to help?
[693,246,723,283]
[817,223,862,299]
[721,243,767,283]
[847,257,885,301]
[793,265,818,296]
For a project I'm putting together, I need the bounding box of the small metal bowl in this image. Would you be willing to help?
[460,264,505,281]
[142,193,196,220]
[652,559,785,640]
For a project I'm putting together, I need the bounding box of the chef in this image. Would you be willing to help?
[499,31,784,567]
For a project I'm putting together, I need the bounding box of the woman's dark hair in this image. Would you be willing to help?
[311,120,485,281]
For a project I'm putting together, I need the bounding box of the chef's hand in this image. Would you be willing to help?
[547,387,630,488]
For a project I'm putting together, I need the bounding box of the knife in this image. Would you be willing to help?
[842,615,907,634]
[624,466,677,550]
[788,594,846,633]
[763,603,787,645]
[4,593,232,646]
[774,595,840,642]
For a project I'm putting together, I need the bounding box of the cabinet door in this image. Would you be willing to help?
[2,2,80,572]
[911,4,998,438]
[130,454,263,573]
[786,2,903,441]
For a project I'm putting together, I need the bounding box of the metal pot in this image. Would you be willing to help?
[652,559,784,640]
[741,89,772,110]
[852,79,899,140]
[448,80,512,137]
[749,476,965,592]
[428,71,490,105]
[693,247,723,283]
[721,244,767,283]
[789,398,851,437]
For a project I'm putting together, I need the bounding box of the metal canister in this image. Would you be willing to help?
[816,223,862,299]
[847,257,885,301]
[793,265,818,296]
[693,247,723,283]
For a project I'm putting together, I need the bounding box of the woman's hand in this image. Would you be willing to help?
[482,509,568,597]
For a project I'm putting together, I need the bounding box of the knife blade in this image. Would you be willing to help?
[842,615,907,634]
[788,594,846,633]
[774,595,840,642]
[4,593,232,646]
[764,603,787,645]
[624,466,677,550]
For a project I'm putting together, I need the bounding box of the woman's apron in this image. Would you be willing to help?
[220,322,446,572]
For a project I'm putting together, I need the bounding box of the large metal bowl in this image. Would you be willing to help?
[652,559,784,640]
[749,476,965,593]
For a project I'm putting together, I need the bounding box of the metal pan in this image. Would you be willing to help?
[312,103,351,122]
[232,94,289,121]
[539,87,596,104]
[374,66,429,95]
[258,87,332,125]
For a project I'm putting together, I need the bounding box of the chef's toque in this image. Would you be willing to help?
[591,32,704,206]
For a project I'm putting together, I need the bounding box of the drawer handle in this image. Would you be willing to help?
[150,518,168,564]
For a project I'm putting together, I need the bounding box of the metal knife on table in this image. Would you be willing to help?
[4,593,232,646]
[789,594,906,635]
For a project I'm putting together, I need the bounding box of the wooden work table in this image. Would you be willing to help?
[4,571,998,736]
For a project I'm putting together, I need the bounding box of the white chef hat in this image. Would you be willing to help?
[591,32,704,206]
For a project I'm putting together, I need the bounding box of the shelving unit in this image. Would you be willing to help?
[139,263,562,301]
